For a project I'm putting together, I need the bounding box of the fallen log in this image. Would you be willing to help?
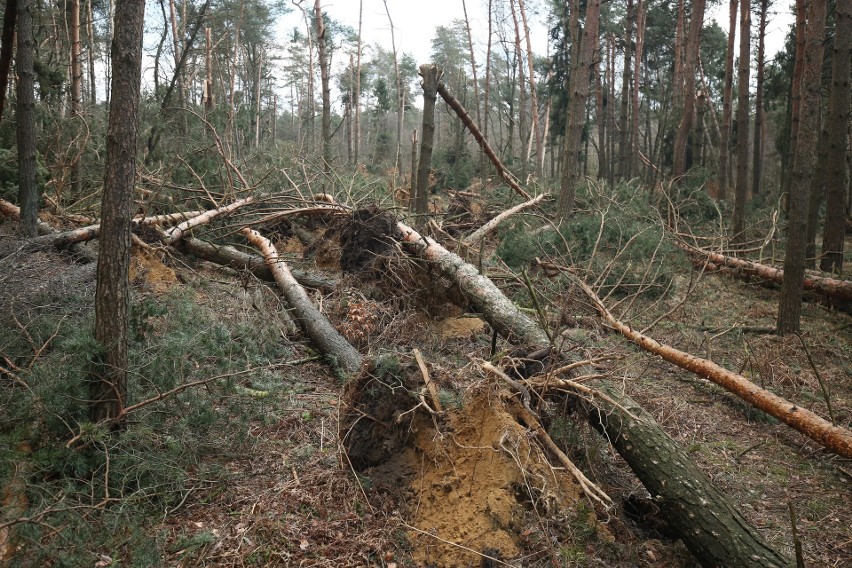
[396,220,548,346]
[392,219,790,567]
[164,196,253,245]
[462,192,547,247]
[573,276,852,459]
[584,381,790,568]
[175,236,336,292]
[242,228,362,375]
[683,244,852,302]
[0,198,97,262]
[436,82,531,201]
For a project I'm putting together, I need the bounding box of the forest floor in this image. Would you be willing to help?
[1,187,851,567]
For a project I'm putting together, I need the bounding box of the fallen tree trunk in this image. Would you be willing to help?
[462,192,547,246]
[436,82,531,201]
[176,236,335,292]
[0,198,97,262]
[393,219,791,567]
[683,244,852,302]
[164,196,253,245]
[396,220,548,346]
[242,228,361,375]
[574,276,852,458]
[584,381,791,568]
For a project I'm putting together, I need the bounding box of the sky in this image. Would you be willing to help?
[279,0,797,69]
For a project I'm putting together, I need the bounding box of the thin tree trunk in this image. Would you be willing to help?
[821,0,851,273]
[315,0,331,173]
[518,0,542,176]
[752,0,767,196]
[783,0,808,201]
[631,0,646,180]
[91,0,145,423]
[806,109,828,268]
[671,0,706,179]
[86,0,96,102]
[0,0,17,123]
[509,0,528,180]
[204,27,213,110]
[559,0,600,215]
[255,51,263,148]
[717,0,737,201]
[381,0,403,179]
[354,0,362,166]
[731,0,751,239]
[437,82,530,200]
[574,278,852,458]
[483,0,493,162]
[415,65,440,216]
[70,0,83,196]
[618,0,633,179]
[672,0,685,115]
[461,0,484,178]
[778,0,828,334]
[595,54,607,181]
[16,0,36,237]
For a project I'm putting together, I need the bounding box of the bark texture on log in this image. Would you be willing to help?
[396,221,548,347]
[242,228,362,374]
[176,236,335,292]
[684,245,852,302]
[436,81,531,201]
[164,196,253,245]
[575,277,852,458]
[0,198,97,262]
[586,382,791,568]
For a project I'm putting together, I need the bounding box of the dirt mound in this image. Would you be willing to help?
[129,247,178,294]
[345,369,609,567]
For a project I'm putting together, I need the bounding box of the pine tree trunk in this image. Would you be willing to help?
[415,65,440,217]
[354,0,362,166]
[315,0,331,175]
[70,0,83,197]
[16,0,37,237]
[783,0,808,201]
[509,0,528,181]
[820,0,851,273]
[731,0,751,239]
[0,0,17,122]
[778,0,828,334]
[671,0,706,179]
[751,0,768,196]
[559,0,600,215]
[91,0,145,423]
[518,0,542,177]
[585,383,791,567]
[631,0,646,179]
[618,0,633,180]
[717,0,737,201]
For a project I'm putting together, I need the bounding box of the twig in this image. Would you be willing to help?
[413,348,443,413]
[794,332,836,426]
[400,519,517,567]
[789,501,805,568]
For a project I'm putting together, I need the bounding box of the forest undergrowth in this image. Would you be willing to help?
[1,168,850,567]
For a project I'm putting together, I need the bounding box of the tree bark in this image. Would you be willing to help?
[91,0,145,423]
[751,0,768,196]
[242,228,362,375]
[559,0,600,215]
[0,0,17,123]
[682,244,852,302]
[574,277,852,458]
[517,0,542,177]
[618,0,633,180]
[631,0,646,179]
[820,0,851,273]
[16,0,37,238]
[415,64,440,216]
[583,382,791,568]
[162,196,253,245]
[176,237,335,292]
[731,0,751,239]
[70,0,84,196]
[717,0,737,201]
[315,0,331,175]
[354,0,362,166]
[778,0,828,334]
[783,0,808,202]
[436,81,530,201]
[671,0,706,179]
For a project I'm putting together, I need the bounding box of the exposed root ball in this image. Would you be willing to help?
[339,206,400,272]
